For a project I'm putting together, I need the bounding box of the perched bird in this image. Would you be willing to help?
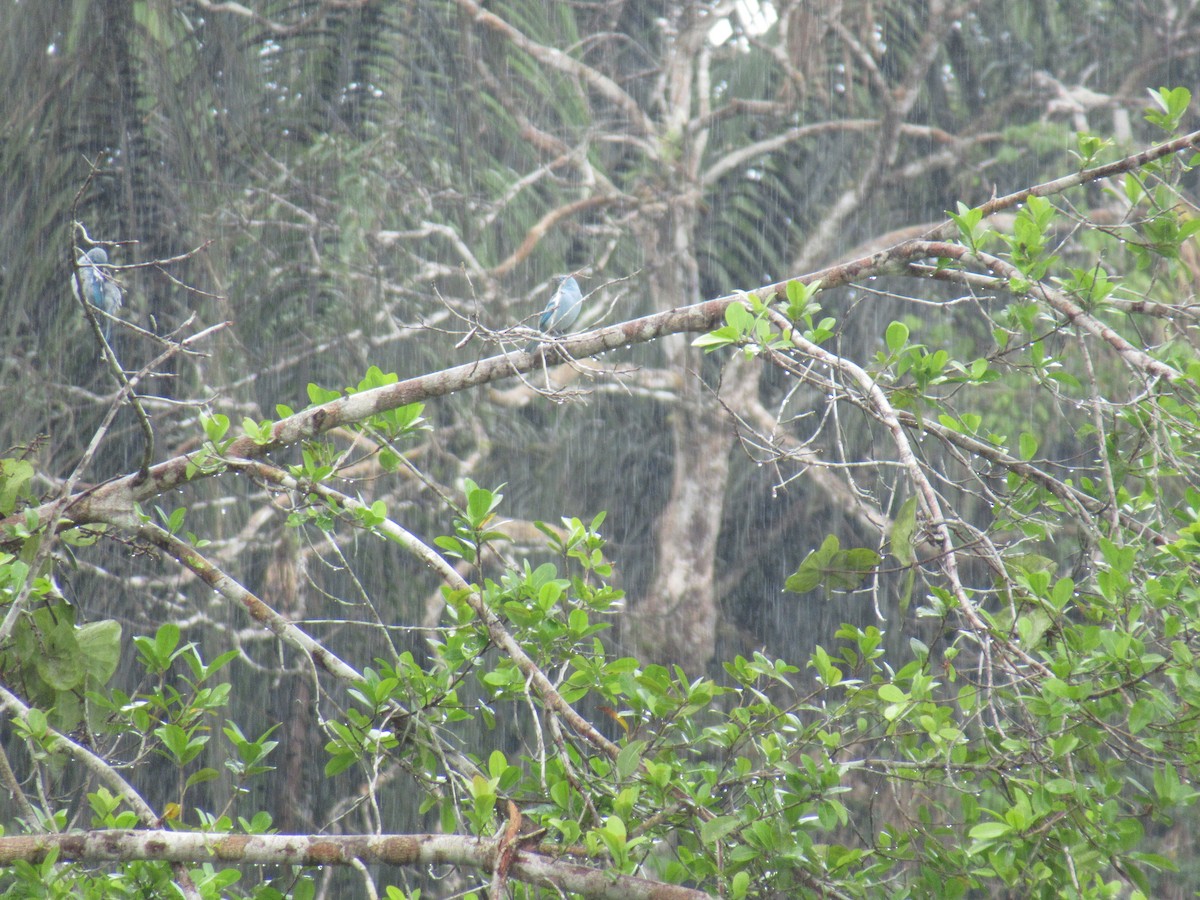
[71,247,123,341]
[538,275,583,335]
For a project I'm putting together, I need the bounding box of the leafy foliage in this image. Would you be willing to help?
[3,1,1200,898]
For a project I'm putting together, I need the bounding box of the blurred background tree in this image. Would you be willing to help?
[2,0,1200,896]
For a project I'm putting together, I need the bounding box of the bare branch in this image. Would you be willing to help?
[454,0,657,141]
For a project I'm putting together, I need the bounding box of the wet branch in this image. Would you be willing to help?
[0,829,712,900]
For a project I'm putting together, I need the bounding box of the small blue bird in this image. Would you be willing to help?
[538,275,584,335]
[71,247,123,341]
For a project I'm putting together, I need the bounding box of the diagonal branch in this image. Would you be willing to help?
[0,686,203,899]
[490,194,626,278]
[938,242,1179,382]
[454,0,657,141]
[0,321,227,646]
[0,686,159,825]
[229,460,621,761]
[12,137,1197,552]
[766,306,1054,679]
[922,128,1200,241]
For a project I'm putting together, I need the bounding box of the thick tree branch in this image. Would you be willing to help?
[7,228,1189,549]
[0,829,713,900]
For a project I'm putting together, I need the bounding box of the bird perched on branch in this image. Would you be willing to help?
[71,247,123,342]
[537,275,583,335]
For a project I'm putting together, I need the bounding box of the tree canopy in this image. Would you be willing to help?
[2,1,1200,898]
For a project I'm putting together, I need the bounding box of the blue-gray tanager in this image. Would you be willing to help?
[71,247,123,341]
[538,275,583,334]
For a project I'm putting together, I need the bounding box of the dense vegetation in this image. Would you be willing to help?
[1,2,1200,897]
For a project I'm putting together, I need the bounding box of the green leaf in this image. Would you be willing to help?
[725,302,752,332]
[241,418,274,445]
[948,201,989,249]
[616,740,645,781]
[969,822,1012,842]
[353,365,399,393]
[325,752,357,776]
[785,535,882,594]
[76,620,123,685]
[487,749,508,779]
[785,536,838,593]
[201,412,230,444]
[877,683,907,703]
[1074,131,1111,167]
[729,870,750,900]
[464,480,503,529]
[1145,86,1191,131]
[307,383,342,405]
[889,497,918,567]
[185,768,220,790]
[35,618,83,691]
[785,278,822,320]
[1128,698,1155,734]
[692,327,739,350]
[24,707,47,736]
[0,459,34,515]
[700,815,742,844]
